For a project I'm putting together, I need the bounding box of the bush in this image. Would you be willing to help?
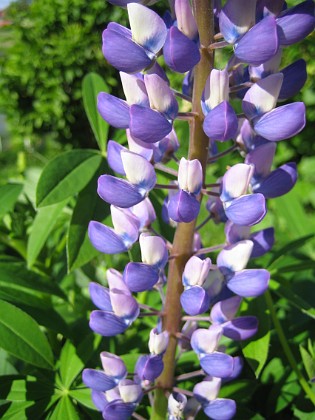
[0,0,126,147]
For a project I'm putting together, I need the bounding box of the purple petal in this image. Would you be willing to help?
[245,142,276,178]
[82,369,117,392]
[254,102,306,141]
[97,175,144,208]
[88,221,128,254]
[276,1,315,46]
[89,310,128,336]
[168,190,200,223]
[135,354,164,382]
[107,140,127,175]
[97,93,130,129]
[102,23,151,73]
[219,0,257,44]
[254,162,297,198]
[203,101,238,141]
[130,105,172,144]
[279,59,307,100]
[204,398,236,420]
[103,401,136,420]
[227,269,270,297]
[123,262,159,292]
[222,316,258,340]
[89,282,112,311]
[235,16,279,65]
[100,352,127,380]
[225,194,266,226]
[210,296,242,324]
[127,3,167,54]
[91,390,108,412]
[250,227,275,258]
[200,352,234,378]
[163,26,200,73]
[180,286,210,316]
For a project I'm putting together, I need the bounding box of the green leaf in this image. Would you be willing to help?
[48,396,80,420]
[82,72,110,153]
[67,158,110,272]
[59,341,85,389]
[267,234,314,267]
[27,200,68,268]
[69,388,96,410]
[241,295,270,378]
[219,380,258,401]
[0,263,65,300]
[270,279,315,320]
[300,345,315,380]
[0,184,23,219]
[0,300,54,370]
[0,401,34,420]
[36,150,102,207]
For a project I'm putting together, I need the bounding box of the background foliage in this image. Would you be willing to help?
[0,0,314,419]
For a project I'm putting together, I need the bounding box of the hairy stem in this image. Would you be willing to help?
[151,1,214,418]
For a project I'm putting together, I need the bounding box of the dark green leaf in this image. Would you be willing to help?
[0,375,54,402]
[67,158,110,272]
[300,345,315,380]
[82,72,110,153]
[270,279,315,320]
[241,295,270,378]
[0,300,54,370]
[219,380,258,401]
[27,200,68,268]
[0,263,65,300]
[0,184,23,219]
[0,401,34,419]
[36,150,102,207]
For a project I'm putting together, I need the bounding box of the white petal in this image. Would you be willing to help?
[217,240,254,272]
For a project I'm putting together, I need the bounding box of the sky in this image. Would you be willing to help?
[0,0,15,10]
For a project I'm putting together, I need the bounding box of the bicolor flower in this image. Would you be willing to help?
[225,220,275,258]
[210,296,258,341]
[202,69,238,141]
[97,150,156,208]
[219,0,279,65]
[220,163,266,226]
[88,205,140,254]
[246,142,297,198]
[194,378,236,420]
[181,256,212,316]
[82,352,127,392]
[163,0,200,73]
[167,158,202,223]
[217,240,270,298]
[242,73,306,141]
[123,233,168,292]
[88,275,140,336]
[102,3,167,73]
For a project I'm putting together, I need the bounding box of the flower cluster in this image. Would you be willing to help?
[83,0,314,419]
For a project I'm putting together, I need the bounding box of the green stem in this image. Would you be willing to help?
[265,289,315,405]
[151,1,214,418]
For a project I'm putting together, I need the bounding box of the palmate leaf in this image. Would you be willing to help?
[82,72,110,153]
[59,341,85,389]
[300,345,315,380]
[36,150,102,207]
[48,396,80,420]
[0,300,54,370]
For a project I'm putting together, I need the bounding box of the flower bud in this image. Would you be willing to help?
[168,392,187,420]
[139,233,168,268]
[149,328,169,355]
[178,157,203,195]
[182,256,211,287]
